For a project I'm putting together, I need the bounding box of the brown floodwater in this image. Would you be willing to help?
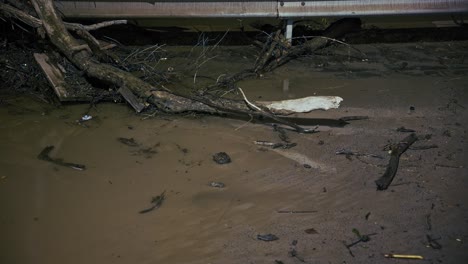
[1,42,468,264]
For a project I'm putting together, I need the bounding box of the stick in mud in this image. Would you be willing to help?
[426,235,442,249]
[435,164,464,169]
[277,210,317,214]
[410,145,438,150]
[139,190,166,214]
[254,141,297,149]
[339,116,369,122]
[37,145,86,171]
[375,133,418,190]
[336,149,384,159]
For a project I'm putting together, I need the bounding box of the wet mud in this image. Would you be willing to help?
[1,39,468,264]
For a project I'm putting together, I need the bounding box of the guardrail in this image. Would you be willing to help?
[56,0,468,18]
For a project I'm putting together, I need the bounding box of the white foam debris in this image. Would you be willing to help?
[262,96,343,113]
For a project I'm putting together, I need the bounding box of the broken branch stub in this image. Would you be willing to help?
[375,133,418,190]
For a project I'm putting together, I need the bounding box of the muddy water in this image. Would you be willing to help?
[0,102,259,262]
[1,42,468,264]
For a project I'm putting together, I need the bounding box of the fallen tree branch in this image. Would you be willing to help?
[26,1,309,131]
[261,18,362,72]
[375,133,418,190]
[1,1,350,133]
[65,20,127,31]
[212,18,361,89]
[0,2,42,28]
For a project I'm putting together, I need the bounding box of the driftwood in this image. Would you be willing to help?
[375,133,418,190]
[255,18,362,73]
[1,1,360,133]
[214,18,362,89]
[1,1,310,132]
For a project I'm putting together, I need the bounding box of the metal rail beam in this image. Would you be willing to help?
[278,0,468,18]
[55,1,278,18]
[55,0,468,18]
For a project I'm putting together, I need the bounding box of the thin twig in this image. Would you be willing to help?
[216,74,226,84]
[277,210,317,214]
[193,55,217,84]
[103,35,122,45]
[64,20,127,31]
[234,114,253,131]
[296,35,367,59]
[238,87,261,111]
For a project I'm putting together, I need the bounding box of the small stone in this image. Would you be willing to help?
[213,152,231,164]
[303,164,312,169]
[304,228,318,234]
[257,234,279,241]
[396,126,415,132]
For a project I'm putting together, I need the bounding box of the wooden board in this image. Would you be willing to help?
[34,53,94,101]
[118,86,146,112]
[34,53,69,100]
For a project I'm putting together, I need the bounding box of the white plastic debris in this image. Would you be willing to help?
[81,115,92,121]
[261,96,343,113]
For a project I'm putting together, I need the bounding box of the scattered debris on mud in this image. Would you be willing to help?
[1,2,468,264]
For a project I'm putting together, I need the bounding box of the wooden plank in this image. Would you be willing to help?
[118,86,146,112]
[33,53,69,100]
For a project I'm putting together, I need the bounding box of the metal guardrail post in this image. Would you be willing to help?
[285,19,294,42]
